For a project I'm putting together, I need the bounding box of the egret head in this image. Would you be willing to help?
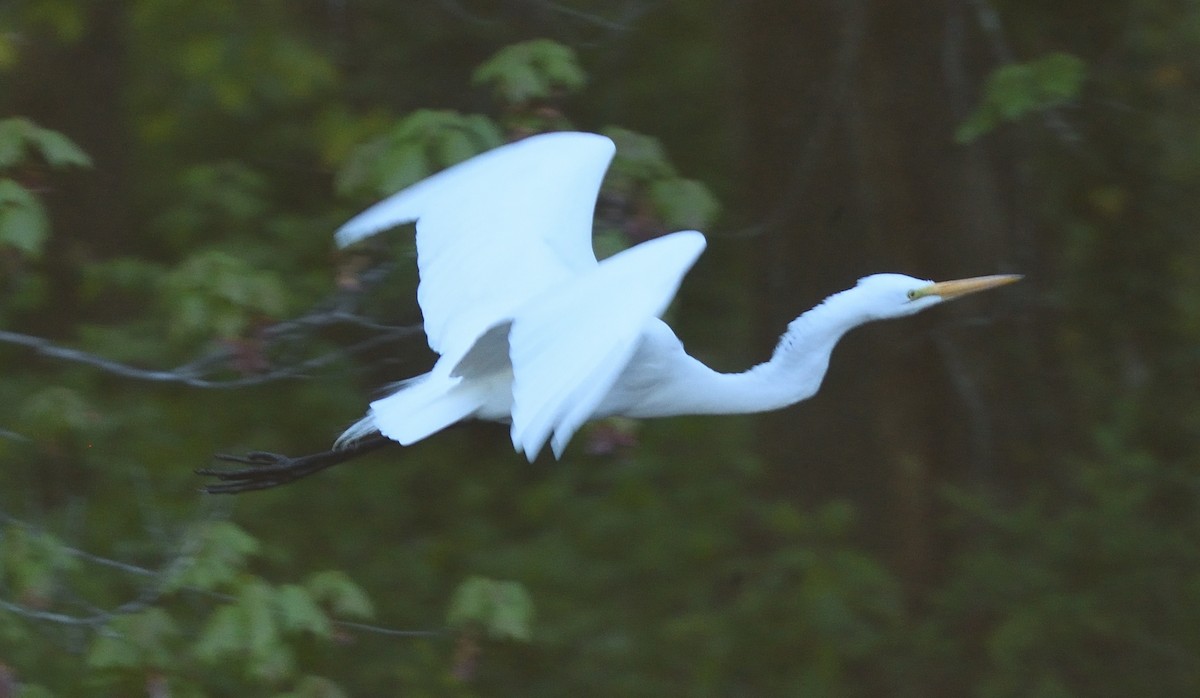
[854,273,1022,321]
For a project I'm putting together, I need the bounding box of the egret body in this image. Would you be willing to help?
[333,132,1019,460]
[202,131,1018,492]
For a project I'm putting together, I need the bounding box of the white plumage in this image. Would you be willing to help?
[334,131,1020,461]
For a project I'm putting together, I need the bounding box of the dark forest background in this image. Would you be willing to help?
[2,1,1198,695]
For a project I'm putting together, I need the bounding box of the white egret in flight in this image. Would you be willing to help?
[202,131,1019,493]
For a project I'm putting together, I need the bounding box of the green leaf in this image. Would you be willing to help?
[28,128,92,168]
[336,110,503,198]
[86,608,180,670]
[649,179,720,229]
[2,524,81,604]
[0,119,31,167]
[955,52,1085,143]
[435,129,480,168]
[1030,52,1088,100]
[0,178,49,257]
[241,579,281,657]
[304,570,374,619]
[193,604,245,663]
[275,584,333,638]
[164,521,260,593]
[601,127,677,181]
[248,641,296,684]
[447,576,534,642]
[0,118,91,169]
[472,39,586,104]
[161,249,288,341]
[376,144,430,195]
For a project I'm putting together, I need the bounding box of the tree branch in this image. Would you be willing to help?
[0,262,423,388]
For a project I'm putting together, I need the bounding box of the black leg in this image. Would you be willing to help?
[197,433,394,494]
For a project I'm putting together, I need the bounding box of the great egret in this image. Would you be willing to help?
[201,131,1019,493]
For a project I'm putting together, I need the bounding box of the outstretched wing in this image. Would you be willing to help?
[335,132,616,360]
[508,230,707,460]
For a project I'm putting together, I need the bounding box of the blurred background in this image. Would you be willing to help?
[2,1,1197,695]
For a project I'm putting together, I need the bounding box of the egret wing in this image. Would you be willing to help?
[335,132,616,359]
[508,231,707,460]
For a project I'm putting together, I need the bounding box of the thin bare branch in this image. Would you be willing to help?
[0,261,423,388]
[0,325,420,388]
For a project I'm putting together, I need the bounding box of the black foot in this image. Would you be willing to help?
[197,434,391,494]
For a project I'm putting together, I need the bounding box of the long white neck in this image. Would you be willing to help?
[645,285,881,417]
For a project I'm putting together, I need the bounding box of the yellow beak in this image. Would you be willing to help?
[914,274,1022,301]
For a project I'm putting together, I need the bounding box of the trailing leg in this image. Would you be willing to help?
[197,433,393,494]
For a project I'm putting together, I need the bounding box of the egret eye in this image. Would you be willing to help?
[906,289,919,300]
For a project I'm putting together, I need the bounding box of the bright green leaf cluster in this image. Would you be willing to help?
[189,572,372,683]
[71,519,374,694]
[447,576,534,641]
[472,39,587,105]
[336,110,504,198]
[162,250,288,342]
[956,52,1086,143]
[164,521,261,593]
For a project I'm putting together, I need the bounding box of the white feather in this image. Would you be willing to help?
[507,231,706,459]
[329,131,1017,462]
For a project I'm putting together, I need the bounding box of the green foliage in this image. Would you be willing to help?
[87,608,181,671]
[164,521,261,593]
[336,110,505,198]
[16,385,101,449]
[0,118,90,258]
[923,438,1200,696]
[303,570,375,620]
[447,576,534,641]
[0,117,93,169]
[1,523,80,601]
[151,162,270,245]
[602,127,677,180]
[28,518,380,695]
[161,249,288,342]
[592,127,720,255]
[649,178,720,230]
[956,52,1086,143]
[2,2,1198,696]
[0,178,49,257]
[472,39,587,105]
